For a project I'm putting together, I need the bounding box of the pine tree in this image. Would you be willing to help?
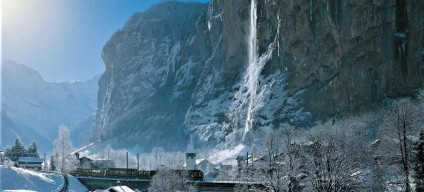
[50,155,56,171]
[27,141,39,157]
[414,131,424,192]
[4,138,27,161]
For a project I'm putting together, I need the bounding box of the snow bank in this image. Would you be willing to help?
[0,166,87,192]
[1,166,62,191]
[67,174,88,191]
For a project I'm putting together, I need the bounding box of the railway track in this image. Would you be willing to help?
[59,174,69,192]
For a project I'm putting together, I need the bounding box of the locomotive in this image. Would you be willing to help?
[70,168,204,181]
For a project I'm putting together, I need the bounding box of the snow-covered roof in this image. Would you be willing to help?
[197,159,213,166]
[19,164,42,168]
[105,186,135,192]
[18,157,43,163]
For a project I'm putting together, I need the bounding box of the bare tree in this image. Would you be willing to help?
[379,98,420,192]
[304,125,369,192]
[261,130,285,191]
[237,128,304,192]
[148,169,191,192]
[281,126,304,192]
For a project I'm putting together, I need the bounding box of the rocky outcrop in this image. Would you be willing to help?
[94,0,424,151]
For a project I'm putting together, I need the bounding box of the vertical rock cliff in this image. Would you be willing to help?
[95,0,424,151]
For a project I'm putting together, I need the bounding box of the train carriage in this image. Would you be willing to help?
[70,168,203,181]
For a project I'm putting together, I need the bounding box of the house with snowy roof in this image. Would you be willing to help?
[17,157,43,170]
[197,159,219,179]
[76,153,115,169]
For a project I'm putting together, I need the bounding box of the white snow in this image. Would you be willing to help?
[0,166,87,192]
[105,186,135,192]
[1,166,62,191]
[208,144,246,165]
[67,174,89,191]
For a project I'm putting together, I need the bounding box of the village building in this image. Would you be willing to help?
[17,157,43,170]
[186,136,197,170]
[76,153,115,169]
[197,159,219,179]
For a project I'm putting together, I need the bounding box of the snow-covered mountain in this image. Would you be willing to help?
[93,0,424,152]
[1,61,99,151]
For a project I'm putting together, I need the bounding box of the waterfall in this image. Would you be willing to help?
[242,0,258,141]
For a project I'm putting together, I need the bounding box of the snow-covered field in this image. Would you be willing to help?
[208,144,246,165]
[0,166,87,192]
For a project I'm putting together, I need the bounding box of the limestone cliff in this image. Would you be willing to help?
[94,0,424,151]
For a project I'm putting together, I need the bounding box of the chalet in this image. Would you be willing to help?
[79,156,94,168]
[197,159,219,179]
[76,153,115,169]
[18,157,43,170]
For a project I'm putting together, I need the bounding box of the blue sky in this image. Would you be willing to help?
[2,0,209,82]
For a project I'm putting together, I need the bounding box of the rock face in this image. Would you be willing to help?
[2,61,98,150]
[95,0,424,151]
[259,0,424,121]
[93,2,208,151]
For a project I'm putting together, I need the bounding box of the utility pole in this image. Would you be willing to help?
[137,153,139,170]
[246,151,249,166]
[43,153,46,170]
[107,148,110,169]
[126,152,129,171]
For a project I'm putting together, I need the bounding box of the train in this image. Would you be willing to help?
[70,168,204,181]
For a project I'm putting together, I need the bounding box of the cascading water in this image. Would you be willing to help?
[242,0,258,141]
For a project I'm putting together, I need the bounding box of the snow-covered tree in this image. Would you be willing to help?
[258,130,286,191]
[414,131,424,192]
[305,127,367,192]
[148,169,189,192]
[27,141,39,157]
[237,128,304,192]
[52,126,78,172]
[3,158,15,168]
[280,126,304,192]
[152,147,165,169]
[379,98,420,192]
